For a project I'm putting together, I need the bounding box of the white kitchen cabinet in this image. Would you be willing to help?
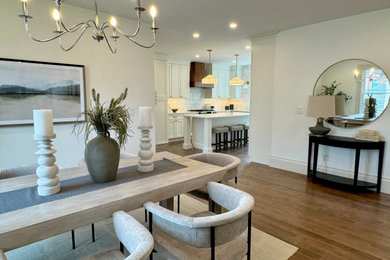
[212,69,231,98]
[155,99,168,144]
[168,114,184,139]
[167,62,190,98]
[154,59,167,97]
[180,65,190,98]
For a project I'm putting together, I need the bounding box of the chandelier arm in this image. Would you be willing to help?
[58,24,91,51]
[114,18,142,38]
[120,30,156,49]
[101,29,118,54]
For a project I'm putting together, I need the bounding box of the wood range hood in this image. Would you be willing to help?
[190,62,214,88]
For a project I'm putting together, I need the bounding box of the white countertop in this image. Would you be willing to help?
[183,112,250,119]
[168,110,249,115]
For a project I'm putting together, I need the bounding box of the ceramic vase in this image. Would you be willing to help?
[85,132,120,183]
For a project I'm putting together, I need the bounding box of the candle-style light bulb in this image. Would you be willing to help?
[149,5,157,29]
[149,5,157,18]
[21,0,28,16]
[110,17,117,27]
[52,9,60,21]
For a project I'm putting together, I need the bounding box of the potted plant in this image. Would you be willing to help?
[368,94,376,118]
[319,81,352,102]
[74,88,131,183]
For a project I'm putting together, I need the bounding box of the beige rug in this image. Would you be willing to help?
[5,195,298,260]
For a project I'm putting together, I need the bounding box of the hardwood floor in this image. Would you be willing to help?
[157,141,390,260]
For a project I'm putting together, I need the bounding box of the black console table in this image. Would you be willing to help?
[307,135,385,192]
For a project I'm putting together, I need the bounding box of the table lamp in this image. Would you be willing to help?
[307,96,336,136]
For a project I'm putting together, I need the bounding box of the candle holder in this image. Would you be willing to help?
[138,127,154,172]
[34,133,60,196]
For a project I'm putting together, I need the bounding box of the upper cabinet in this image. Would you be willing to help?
[212,68,237,98]
[167,62,190,98]
[154,59,168,97]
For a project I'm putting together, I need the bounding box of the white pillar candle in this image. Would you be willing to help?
[139,106,152,128]
[33,109,54,136]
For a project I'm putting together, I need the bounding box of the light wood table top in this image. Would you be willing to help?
[0,151,224,252]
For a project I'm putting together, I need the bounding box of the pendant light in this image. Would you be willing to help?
[202,49,218,84]
[229,54,244,85]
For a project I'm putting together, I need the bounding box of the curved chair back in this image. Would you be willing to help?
[0,250,6,260]
[144,182,254,248]
[0,164,37,180]
[113,211,154,260]
[186,153,240,181]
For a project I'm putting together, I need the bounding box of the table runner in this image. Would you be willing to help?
[0,158,186,214]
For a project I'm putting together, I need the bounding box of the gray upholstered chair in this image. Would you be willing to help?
[84,211,154,260]
[144,182,254,260]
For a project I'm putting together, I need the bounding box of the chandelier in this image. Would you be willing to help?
[18,0,158,53]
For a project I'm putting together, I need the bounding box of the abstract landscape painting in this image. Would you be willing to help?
[0,58,86,126]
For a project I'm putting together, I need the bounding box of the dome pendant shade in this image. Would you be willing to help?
[202,49,218,85]
[229,76,244,85]
[230,54,244,86]
[202,74,218,84]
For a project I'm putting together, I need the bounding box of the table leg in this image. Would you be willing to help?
[353,149,361,190]
[313,143,319,183]
[159,198,174,211]
[307,139,313,177]
[377,146,384,193]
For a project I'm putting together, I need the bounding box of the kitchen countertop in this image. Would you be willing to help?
[183,112,250,119]
[168,110,249,115]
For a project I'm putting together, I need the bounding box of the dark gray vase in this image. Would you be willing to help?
[85,132,120,183]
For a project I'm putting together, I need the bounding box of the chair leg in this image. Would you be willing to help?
[235,176,238,184]
[71,230,75,250]
[247,211,252,260]
[91,223,95,242]
[120,242,124,254]
[177,195,180,213]
[144,209,148,222]
[210,226,215,260]
[149,212,154,260]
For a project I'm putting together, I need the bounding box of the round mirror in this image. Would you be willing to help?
[313,59,390,128]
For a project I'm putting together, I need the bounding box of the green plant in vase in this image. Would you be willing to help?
[319,81,352,102]
[73,88,132,183]
[368,94,376,118]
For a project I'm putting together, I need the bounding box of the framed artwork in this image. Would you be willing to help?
[0,58,86,126]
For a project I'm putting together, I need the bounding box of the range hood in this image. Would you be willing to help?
[190,62,214,88]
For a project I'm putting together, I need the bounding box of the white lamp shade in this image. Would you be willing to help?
[229,76,244,86]
[307,96,336,118]
[202,74,218,84]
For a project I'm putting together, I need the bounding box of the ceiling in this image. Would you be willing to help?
[66,0,390,65]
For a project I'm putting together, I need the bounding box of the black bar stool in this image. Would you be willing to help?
[212,126,229,152]
[242,124,249,146]
[227,125,244,148]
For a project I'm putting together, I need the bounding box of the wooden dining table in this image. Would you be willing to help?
[0,151,225,252]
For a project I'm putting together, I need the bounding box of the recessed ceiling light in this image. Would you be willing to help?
[229,22,238,29]
[193,32,200,38]
[232,60,236,63]
[245,45,251,50]
[195,54,200,58]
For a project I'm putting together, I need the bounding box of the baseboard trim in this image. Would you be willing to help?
[269,155,390,194]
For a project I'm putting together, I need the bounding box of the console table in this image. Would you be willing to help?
[307,135,385,192]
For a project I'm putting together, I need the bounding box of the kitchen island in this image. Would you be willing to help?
[183,112,250,152]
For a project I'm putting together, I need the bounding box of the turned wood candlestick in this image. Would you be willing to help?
[138,127,154,172]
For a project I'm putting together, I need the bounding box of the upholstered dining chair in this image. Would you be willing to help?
[176,153,241,213]
[84,211,154,260]
[144,182,254,260]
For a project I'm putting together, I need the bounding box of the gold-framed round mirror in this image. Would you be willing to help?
[313,59,390,128]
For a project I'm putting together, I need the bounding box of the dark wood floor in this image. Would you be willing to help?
[157,141,390,260]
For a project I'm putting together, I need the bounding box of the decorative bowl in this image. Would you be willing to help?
[172,108,179,113]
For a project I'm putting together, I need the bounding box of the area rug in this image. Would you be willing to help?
[5,195,298,260]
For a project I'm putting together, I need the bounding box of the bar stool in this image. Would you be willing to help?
[212,126,229,152]
[227,125,244,148]
[242,124,249,146]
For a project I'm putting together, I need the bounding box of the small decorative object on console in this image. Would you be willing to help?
[355,130,381,142]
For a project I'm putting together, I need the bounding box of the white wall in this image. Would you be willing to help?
[250,8,390,193]
[0,0,155,168]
